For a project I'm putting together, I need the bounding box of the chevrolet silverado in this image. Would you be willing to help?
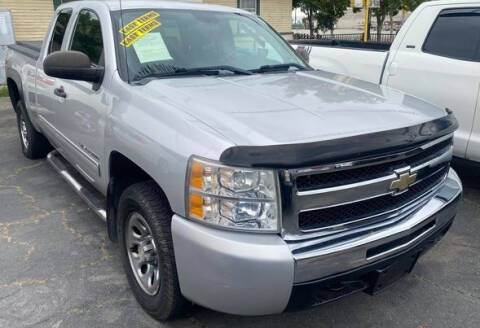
[5,0,462,321]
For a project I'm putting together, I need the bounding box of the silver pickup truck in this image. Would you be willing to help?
[5,0,462,321]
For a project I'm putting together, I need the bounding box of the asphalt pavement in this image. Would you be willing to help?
[0,97,479,328]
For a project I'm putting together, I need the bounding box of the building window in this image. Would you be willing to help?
[238,0,259,15]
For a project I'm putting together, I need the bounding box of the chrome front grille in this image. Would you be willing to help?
[280,134,454,242]
[295,137,452,191]
[298,166,449,230]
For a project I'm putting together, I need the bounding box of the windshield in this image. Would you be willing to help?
[112,9,307,81]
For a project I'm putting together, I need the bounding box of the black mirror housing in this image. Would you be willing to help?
[44,51,104,83]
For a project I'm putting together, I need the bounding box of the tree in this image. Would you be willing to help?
[294,0,322,37]
[386,0,403,34]
[371,0,403,41]
[315,0,350,35]
[401,0,428,11]
[293,0,349,37]
[395,0,429,30]
[301,17,309,29]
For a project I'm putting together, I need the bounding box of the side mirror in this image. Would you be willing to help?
[44,50,104,83]
[295,46,311,64]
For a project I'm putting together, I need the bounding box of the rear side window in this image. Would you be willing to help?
[70,9,104,65]
[48,11,72,54]
[423,8,480,61]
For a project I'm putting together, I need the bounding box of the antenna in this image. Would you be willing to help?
[119,0,131,82]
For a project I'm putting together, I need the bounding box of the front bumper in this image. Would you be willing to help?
[172,169,462,316]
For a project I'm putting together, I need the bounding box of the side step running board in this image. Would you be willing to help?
[47,150,107,221]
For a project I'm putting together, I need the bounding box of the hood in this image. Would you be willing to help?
[139,70,447,146]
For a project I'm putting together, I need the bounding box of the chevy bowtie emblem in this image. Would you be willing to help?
[390,168,417,194]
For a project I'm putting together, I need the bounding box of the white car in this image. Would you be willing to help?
[295,0,480,164]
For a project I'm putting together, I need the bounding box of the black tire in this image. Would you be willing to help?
[16,101,52,159]
[117,181,188,321]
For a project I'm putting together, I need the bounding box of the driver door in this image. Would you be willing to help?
[54,8,107,184]
[35,9,73,144]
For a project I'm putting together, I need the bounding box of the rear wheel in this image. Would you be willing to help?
[118,181,188,321]
[16,101,52,159]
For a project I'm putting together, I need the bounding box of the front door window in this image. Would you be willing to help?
[70,9,104,65]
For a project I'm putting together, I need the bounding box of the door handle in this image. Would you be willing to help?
[54,86,67,98]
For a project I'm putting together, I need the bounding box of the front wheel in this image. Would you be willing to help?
[117,181,188,321]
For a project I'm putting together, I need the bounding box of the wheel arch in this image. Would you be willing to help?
[107,151,173,243]
[6,76,22,112]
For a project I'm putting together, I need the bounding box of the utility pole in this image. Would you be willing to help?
[363,0,370,42]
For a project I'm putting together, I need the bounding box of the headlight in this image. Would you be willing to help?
[186,157,280,232]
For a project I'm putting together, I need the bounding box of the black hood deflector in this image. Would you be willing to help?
[219,114,458,169]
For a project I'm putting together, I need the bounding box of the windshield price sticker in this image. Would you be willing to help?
[133,32,173,63]
[119,10,160,35]
[120,19,162,47]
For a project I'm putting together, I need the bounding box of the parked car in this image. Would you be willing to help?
[293,0,480,164]
[5,0,462,321]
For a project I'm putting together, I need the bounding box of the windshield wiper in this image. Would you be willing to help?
[132,65,252,83]
[250,63,308,73]
[174,65,253,76]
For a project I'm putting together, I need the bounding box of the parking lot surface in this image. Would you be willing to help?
[0,97,479,328]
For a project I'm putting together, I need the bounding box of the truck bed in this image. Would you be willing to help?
[7,41,42,61]
[291,39,391,51]
[292,42,389,84]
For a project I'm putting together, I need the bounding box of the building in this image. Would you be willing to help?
[1,0,292,42]
[0,0,55,42]
[206,0,292,38]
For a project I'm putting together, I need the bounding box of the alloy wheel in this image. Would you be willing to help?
[125,212,161,296]
[20,119,29,150]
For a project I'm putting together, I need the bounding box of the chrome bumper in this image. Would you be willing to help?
[292,168,462,283]
[172,168,462,316]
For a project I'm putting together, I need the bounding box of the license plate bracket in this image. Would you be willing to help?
[366,252,420,295]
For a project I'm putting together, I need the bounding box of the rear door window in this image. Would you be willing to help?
[70,9,104,65]
[423,8,480,61]
[48,11,72,54]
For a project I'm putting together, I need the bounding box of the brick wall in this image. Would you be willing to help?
[259,0,292,35]
[0,0,54,42]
